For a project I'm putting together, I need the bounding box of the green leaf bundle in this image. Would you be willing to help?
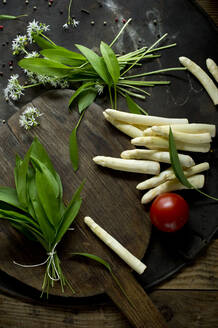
[0,138,84,296]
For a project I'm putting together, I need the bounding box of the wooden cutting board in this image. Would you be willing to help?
[0,89,168,327]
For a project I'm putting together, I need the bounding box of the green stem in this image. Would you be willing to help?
[16,14,28,19]
[117,83,150,96]
[147,43,177,53]
[121,33,168,77]
[114,85,117,110]
[108,86,114,108]
[117,86,146,99]
[23,82,42,89]
[75,110,85,129]
[41,33,56,46]
[68,0,73,25]
[109,18,132,48]
[123,67,187,79]
[194,188,218,201]
[119,80,170,86]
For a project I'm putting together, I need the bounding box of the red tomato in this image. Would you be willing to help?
[149,193,189,232]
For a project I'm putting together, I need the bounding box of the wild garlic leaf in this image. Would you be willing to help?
[14,144,33,208]
[31,137,56,176]
[55,180,84,243]
[68,82,95,108]
[169,128,218,201]
[32,158,61,226]
[71,252,112,272]
[76,44,112,85]
[18,58,73,78]
[0,14,27,20]
[30,138,65,213]
[126,95,148,115]
[69,113,84,171]
[78,88,97,113]
[69,128,79,172]
[169,128,193,188]
[70,252,133,305]
[0,208,40,229]
[0,186,27,212]
[33,34,56,49]
[41,48,86,67]
[100,41,120,84]
[0,15,17,20]
[28,172,55,244]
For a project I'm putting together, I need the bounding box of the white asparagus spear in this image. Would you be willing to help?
[137,162,209,190]
[84,216,146,274]
[105,109,189,126]
[121,149,195,168]
[206,58,218,83]
[145,123,216,137]
[103,111,143,138]
[141,174,205,204]
[131,136,211,153]
[93,156,160,175]
[151,126,212,144]
[179,56,218,106]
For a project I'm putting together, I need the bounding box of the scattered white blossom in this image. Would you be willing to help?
[95,82,104,95]
[12,35,28,55]
[27,19,50,43]
[24,51,40,59]
[63,19,79,30]
[72,19,79,28]
[19,106,43,130]
[63,23,69,30]
[4,74,24,101]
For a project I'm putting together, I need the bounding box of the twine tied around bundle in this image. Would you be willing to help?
[13,243,60,281]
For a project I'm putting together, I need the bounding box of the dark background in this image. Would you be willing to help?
[0,0,217,304]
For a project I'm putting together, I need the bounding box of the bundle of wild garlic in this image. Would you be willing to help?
[4,18,186,114]
[0,138,83,296]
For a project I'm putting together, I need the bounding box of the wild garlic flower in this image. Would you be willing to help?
[24,51,40,59]
[95,82,104,95]
[4,74,24,101]
[27,19,50,43]
[63,23,69,30]
[72,19,79,28]
[19,106,43,130]
[12,35,28,55]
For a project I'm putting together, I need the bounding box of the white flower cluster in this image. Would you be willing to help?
[63,18,79,30]
[19,106,43,130]
[27,19,50,43]
[4,74,24,101]
[24,51,40,59]
[95,82,104,95]
[12,35,28,55]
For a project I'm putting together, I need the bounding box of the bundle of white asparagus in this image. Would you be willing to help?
[93,109,216,203]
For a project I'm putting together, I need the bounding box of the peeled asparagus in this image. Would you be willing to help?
[103,111,144,138]
[151,126,211,144]
[144,123,216,137]
[93,156,160,175]
[131,136,211,153]
[179,56,218,106]
[105,109,189,126]
[121,149,195,168]
[141,174,205,204]
[84,216,146,274]
[206,58,218,83]
[137,162,209,190]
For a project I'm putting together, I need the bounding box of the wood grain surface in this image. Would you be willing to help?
[0,1,217,328]
[0,90,169,327]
